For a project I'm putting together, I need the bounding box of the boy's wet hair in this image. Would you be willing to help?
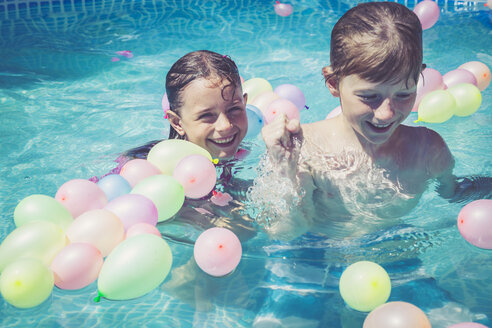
[326,2,423,86]
[166,50,242,139]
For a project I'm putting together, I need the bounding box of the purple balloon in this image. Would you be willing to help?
[443,69,478,88]
[412,67,445,112]
[457,199,492,249]
[105,194,158,231]
[448,323,489,328]
[273,84,306,111]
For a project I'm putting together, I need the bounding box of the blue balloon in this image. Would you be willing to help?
[245,104,265,139]
[97,174,132,201]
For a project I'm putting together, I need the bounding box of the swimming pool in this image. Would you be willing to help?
[1,0,491,326]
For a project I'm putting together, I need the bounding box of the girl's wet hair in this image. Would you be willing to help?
[166,50,242,139]
[326,2,423,86]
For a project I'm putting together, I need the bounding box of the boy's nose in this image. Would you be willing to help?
[374,98,395,121]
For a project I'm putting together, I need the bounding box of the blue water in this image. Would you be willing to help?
[0,0,491,327]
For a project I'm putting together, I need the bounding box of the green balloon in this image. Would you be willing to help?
[0,221,67,272]
[96,234,173,301]
[0,258,54,308]
[131,174,185,222]
[147,139,213,175]
[339,261,391,312]
[447,83,482,117]
[417,90,455,123]
[14,194,73,230]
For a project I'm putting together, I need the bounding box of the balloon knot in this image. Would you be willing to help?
[212,158,219,164]
[304,105,309,110]
[94,292,102,303]
[413,119,420,123]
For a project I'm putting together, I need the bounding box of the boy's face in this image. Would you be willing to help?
[169,78,248,159]
[334,74,417,145]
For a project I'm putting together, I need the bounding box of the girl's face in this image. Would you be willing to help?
[334,74,417,145]
[169,78,248,159]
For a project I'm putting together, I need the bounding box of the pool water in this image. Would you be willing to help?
[1,0,491,327]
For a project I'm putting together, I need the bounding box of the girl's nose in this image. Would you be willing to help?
[374,98,395,121]
[215,113,233,131]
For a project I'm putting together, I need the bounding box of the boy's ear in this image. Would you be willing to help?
[322,66,340,97]
[166,110,186,136]
[243,92,248,104]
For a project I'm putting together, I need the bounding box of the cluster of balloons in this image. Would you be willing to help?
[242,77,306,138]
[414,61,490,123]
[274,1,293,17]
[0,139,220,308]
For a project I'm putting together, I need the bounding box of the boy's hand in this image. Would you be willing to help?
[261,113,302,178]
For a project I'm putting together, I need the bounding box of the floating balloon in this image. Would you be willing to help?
[363,301,431,328]
[131,174,185,222]
[13,194,73,230]
[251,90,280,113]
[326,105,342,119]
[245,104,265,139]
[162,92,170,114]
[105,194,158,231]
[457,199,492,249]
[55,179,108,218]
[263,98,300,124]
[274,84,306,111]
[448,323,489,328]
[119,159,161,187]
[66,209,125,257]
[447,83,482,117]
[50,242,103,290]
[147,139,213,175]
[416,89,455,123]
[126,223,161,239]
[412,68,445,112]
[0,221,66,272]
[194,227,242,277]
[443,69,478,88]
[0,259,54,309]
[97,174,132,201]
[96,234,172,301]
[274,1,293,17]
[413,0,440,30]
[242,78,273,104]
[339,261,391,312]
[173,154,217,199]
[459,61,491,91]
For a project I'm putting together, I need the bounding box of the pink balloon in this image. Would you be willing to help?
[126,223,161,239]
[274,2,293,17]
[326,106,342,119]
[263,98,300,124]
[50,242,103,290]
[413,0,440,30]
[363,302,431,328]
[412,67,445,112]
[119,159,161,187]
[162,92,170,114]
[251,91,280,113]
[55,179,108,218]
[448,323,489,328]
[457,199,492,249]
[173,154,217,199]
[459,61,491,91]
[443,69,478,88]
[66,209,125,257]
[273,84,306,111]
[194,227,242,277]
[105,194,158,231]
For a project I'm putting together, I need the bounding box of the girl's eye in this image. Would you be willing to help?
[198,112,214,120]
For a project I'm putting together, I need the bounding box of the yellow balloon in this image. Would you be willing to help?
[14,194,73,230]
[147,139,213,175]
[416,90,456,123]
[339,261,391,312]
[0,221,67,272]
[447,83,482,117]
[0,258,54,308]
[242,78,273,104]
